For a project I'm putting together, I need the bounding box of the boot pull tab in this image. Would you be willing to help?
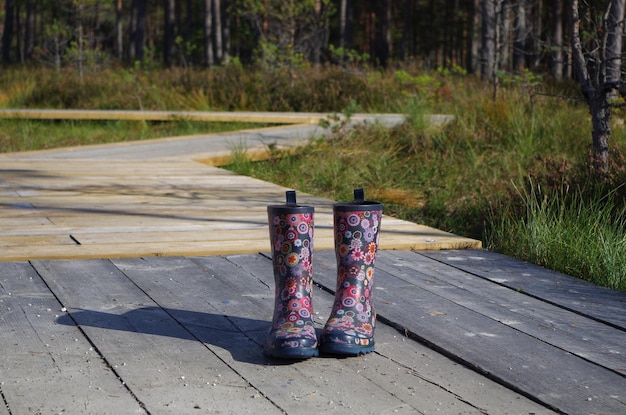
[353,188,365,203]
[286,190,297,206]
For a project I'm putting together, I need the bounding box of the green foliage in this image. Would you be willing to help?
[435,64,467,77]
[496,68,544,88]
[65,41,110,72]
[327,45,370,66]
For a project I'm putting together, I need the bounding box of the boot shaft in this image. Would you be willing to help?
[333,188,383,287]
[265,191,318,359]
[320,189,383,356]
[267,191,314,279]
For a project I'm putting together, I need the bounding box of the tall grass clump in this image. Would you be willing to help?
[486,178,626,292]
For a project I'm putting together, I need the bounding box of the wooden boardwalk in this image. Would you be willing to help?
[1,115,625,414]
[0,120,477,261]
[1,250,624,414]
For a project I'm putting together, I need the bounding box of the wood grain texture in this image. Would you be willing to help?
[0,261,145,414]
[0,157,479,261]
[312,250,626,415]
[6,252,615,414]
[29,258,282,414]
[420,249,626,330]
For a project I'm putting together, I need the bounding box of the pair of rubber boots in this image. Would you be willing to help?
[264,189,382,359]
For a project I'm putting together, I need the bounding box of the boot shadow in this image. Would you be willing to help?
[55,306,299,365]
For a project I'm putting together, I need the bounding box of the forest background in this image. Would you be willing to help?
[0,0,625,293]
[0,0,575,76]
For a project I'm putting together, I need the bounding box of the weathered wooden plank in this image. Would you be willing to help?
[312,250,626,415]
[374,250,626,375]
[0,221,475,261]
[0,261,145,414]
[0,239,275,261]
[0,396,9,415]
[0,234,77,247]
[0,109,325,124]
[219,253,556,415]
[121,256,430,413]
[421,249,626,330]
[0,217,53,229]
[0,152,480,261]
[0,110,423,130]
[30,259,282,414]
[112,256,421,414]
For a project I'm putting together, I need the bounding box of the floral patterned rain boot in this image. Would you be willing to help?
[319,188,383,356]
[264,190,319,359]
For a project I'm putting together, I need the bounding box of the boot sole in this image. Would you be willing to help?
[263,347,320,360]
[319,343,375,357]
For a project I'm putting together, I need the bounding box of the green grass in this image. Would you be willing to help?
[486,181,626,292]
[0,119,272,153]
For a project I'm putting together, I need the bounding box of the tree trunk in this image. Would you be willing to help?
[375,0,391,67]
[550,0,563,79]
[499,0,511,70]
[24,0,35,60]
[2,0,15,64]
[164,0,175,67]
[203,0,214,67]
[605,0,625,89]
[213,0,223,64]
[76,0,85,81]
[129,0,137,61]
[310,0,323,65]
[134,0,146,61]
[468,0,481,74]
[115,0,123,59]
[481,0,497,79]
[513,0,528,72]
[338,0,353,62]
[14,0,21,63]
[570,0,611,176]
[589,94,611,176]
[399,0,411,60]
[339,0,347,51]
[221,0,230,63]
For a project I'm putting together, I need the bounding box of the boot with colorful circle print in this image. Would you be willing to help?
[264,191,319,359]
[319,188,383,356]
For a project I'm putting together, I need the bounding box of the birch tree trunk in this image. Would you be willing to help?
[605,0,625,95]
[481,0,496,79]
[513,0,528,72]
[469,0,481,74]
[203,0,214,67]
[115,0,123,59]
[216,0,224,63]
